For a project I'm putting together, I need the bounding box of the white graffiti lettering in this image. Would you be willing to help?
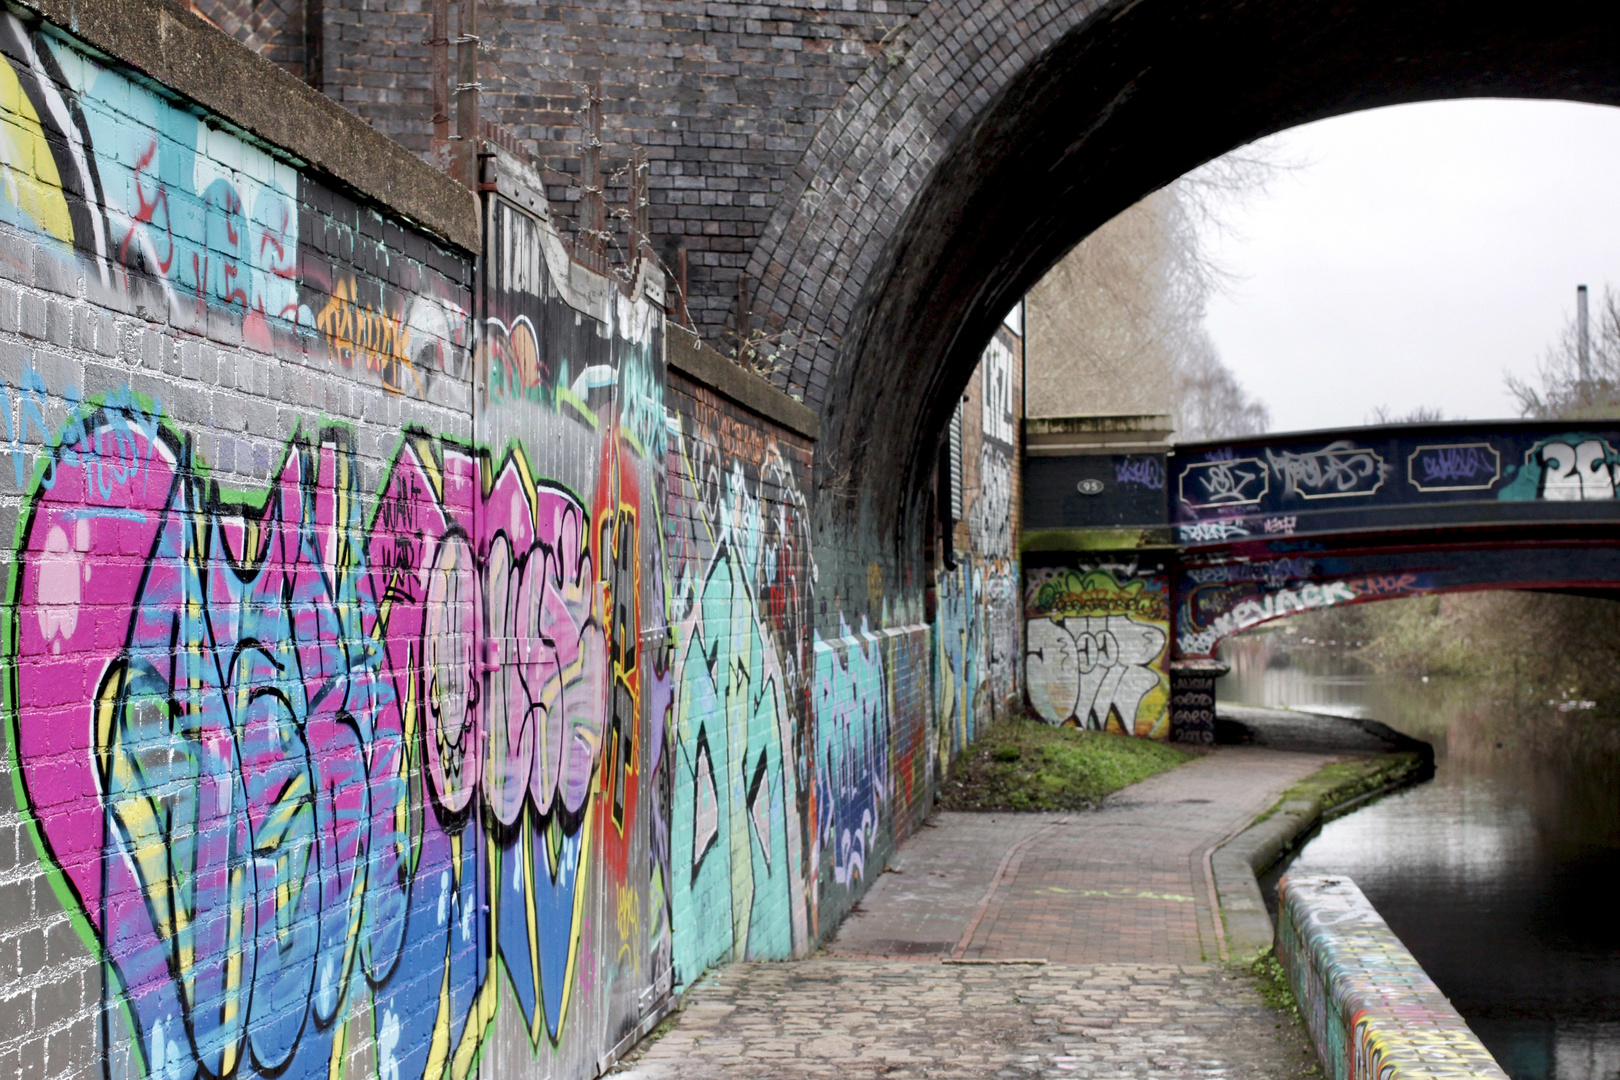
[1180,580,1357,656]
[1178,519,1251,544]
[1265,441,1387,500]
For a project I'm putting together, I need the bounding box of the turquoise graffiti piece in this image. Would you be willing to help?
[1498,433,1620,501]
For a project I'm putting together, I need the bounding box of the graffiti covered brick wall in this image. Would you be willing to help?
[0,11,472,1079]
[1024,564,1171,737]
[664,371,817,981]
[663,367,935,973]
[0,8,679,1079]
[935,323,1022,769]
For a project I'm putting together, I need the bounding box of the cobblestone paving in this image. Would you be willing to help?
[617,959,1317,1079]
[618,748,1336,1079]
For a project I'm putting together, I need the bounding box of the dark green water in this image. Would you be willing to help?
[1221,633,1620,1080]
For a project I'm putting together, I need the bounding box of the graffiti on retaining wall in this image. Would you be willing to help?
[8,395,669,1078]
[0,13,469,395]
[936,562,984,767]
[665,385,816,982]
[970,445,1013,559]
[813,618,889,889]
[0,13,299,335]
[1024,567,1170,737]
[312,276,470,396]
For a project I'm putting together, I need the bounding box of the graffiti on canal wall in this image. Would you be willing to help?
[663,368,945,971]
[1276,875,1511,1080]
[0,10,670,1071]
[936,332,1021,769]
[665,383,815,980]
[10,401,669,1079]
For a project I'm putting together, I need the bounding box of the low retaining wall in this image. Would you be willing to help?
[1276,875,1509,1080]
[1212,753,1427,961]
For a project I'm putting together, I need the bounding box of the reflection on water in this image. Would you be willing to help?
[1221,634,1620,1080]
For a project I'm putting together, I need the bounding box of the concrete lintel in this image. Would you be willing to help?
[1026,442,1173,456]
[667,327,820,442]
[1020,527,1174,553]
[17,0,481,253]
[1024,413,1175,435]
[1026,413,1175,455]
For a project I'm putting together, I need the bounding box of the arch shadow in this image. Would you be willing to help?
[824,0,1620,597]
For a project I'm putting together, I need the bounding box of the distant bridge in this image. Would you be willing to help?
[1170,420,1620,660]
[1022,420,1620,742]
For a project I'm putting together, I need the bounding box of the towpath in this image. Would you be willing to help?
[617,746,1337,1079]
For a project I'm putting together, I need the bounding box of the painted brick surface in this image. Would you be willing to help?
[662,369,944,972]
[0,7,1027,1078]
[1277,874,1509,1080]
[937,322,1022,767]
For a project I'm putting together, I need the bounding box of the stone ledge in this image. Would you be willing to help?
[667,326,819,442]
[1211,752,1428,962]
[1020,527,1175,553]
[1277,875,1508,1080]
[16,0,480,253]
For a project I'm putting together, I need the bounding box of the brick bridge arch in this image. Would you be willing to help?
[245,0,1620,605]
[745,0,1620,605]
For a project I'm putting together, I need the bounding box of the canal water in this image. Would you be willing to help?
[1219,633,1620,1080]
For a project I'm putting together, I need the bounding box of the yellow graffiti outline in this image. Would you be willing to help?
[0,54,72,246]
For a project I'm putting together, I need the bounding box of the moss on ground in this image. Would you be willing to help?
[939,714,1193,812]
[1253,752,1428,824]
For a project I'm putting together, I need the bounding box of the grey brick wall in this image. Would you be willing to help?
[311,0,930,378]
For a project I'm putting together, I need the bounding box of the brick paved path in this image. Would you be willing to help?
[617,746,1336,1079]
[831,747,1338,964]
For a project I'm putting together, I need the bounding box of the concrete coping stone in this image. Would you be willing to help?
[666,325,820,441]
[1276,874,1508,1080]
[16,0,480,253]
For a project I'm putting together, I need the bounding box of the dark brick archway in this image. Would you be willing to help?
[761,0,1620,612]
[221,0,1620,615]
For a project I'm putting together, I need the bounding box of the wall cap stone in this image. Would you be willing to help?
[1025,414,1175,435]
[15,0,481,253]
[1277,874,1510,1080]
[667,326,820,441]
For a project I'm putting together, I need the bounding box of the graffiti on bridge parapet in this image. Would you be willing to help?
[1499,434,1620,501]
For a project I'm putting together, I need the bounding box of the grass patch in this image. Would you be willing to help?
[1253,752,1428,824]
[940,714,1193,811]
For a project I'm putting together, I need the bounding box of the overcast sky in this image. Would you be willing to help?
[1198,98,1620,435]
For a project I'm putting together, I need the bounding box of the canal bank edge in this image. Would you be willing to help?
[1211,753,1429,962]
[1277,875,1510,1080]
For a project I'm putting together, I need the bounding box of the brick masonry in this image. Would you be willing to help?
[280,1,1620,693]
[0,7,1029,1079]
